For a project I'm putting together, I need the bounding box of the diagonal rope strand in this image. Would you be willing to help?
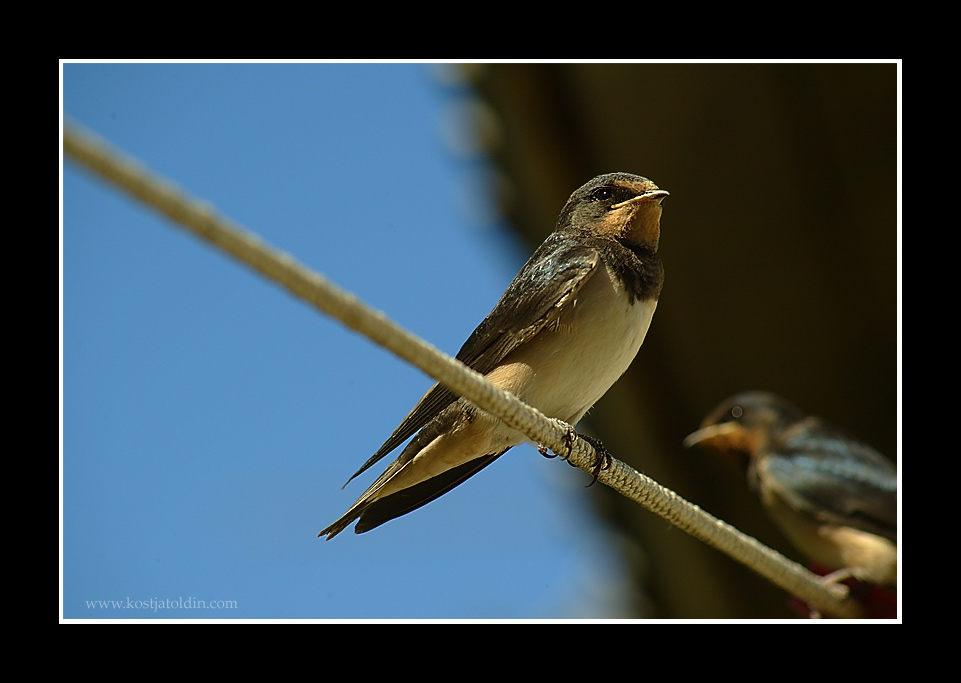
[63,120,863,618]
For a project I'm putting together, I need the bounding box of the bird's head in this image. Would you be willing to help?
[683,391,805,470]
[559,172,669,250]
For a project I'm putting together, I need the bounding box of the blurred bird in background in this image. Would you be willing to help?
[684,391,897,617]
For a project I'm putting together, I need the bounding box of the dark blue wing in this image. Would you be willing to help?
[345,234,602,483]
[760,423,897,541]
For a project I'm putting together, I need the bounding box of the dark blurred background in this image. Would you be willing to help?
[457,62,898,618]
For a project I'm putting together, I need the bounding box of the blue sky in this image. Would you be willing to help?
[61,63,635,620]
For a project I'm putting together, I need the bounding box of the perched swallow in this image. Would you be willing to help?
[319,172,669,539]
[684,391,897,585]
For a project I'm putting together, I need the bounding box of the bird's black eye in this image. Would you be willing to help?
[730,405,744,420]
[589,187,613,202]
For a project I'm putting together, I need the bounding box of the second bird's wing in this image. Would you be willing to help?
[761,426,898,542]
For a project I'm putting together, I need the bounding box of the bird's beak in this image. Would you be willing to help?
[682,422,740,449]
[612,189,669,210]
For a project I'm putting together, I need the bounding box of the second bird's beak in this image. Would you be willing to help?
[682,422,740,449]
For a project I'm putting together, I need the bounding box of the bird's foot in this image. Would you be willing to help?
[538,421,611,487]
[819,568,856,587]
[577,433,612,487]
[538,422,576,460]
